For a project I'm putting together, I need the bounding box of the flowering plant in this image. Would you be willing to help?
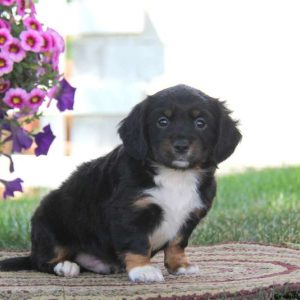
[0,0,76,198]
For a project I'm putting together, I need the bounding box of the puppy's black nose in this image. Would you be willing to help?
[173,139,190,154]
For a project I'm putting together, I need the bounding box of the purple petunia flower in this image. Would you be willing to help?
[0,28,13,47]
[13,127,33,153]
[0,178,23,199]
[1,0,15,6]
[20,30,43,52]
[0,53,13,76]
[34,124,55,156]
[0,79,10,93]
[2,122,33,153]
[3,88,28,109]
[55,79,76,112]
[27,88,46,109]
[23,17,42,31]
[3,38,26,62]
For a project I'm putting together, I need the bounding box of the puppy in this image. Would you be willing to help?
[0,84,241,282]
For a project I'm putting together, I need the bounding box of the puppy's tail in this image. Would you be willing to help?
[0,256,33,271]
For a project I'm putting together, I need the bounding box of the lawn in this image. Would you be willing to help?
[0,166,299,249]
[191,166,300,246]
[0,195,39,249]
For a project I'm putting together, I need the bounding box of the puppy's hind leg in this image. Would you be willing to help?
[32,242,80,277]
[31,216,80,277]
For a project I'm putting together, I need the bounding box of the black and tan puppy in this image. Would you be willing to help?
[0,84,241,282]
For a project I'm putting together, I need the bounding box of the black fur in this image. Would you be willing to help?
[0,84,241,277]
[0,256,32,271]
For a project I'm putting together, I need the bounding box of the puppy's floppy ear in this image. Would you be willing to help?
[214,101,242,164]
[118,100,148,160]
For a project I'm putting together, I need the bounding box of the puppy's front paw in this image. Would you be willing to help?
[54,261,80,277]
[170,264,200,275]
[128,265,164,283]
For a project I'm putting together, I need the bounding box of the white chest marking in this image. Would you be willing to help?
[146,167,204,250]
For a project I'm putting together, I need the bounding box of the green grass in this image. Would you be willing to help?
[0,196,39,249]
[191,166,300,245]
[0,166,299,249]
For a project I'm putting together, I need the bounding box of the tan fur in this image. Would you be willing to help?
[163,109,173,117]
[193,208,206,219]
[191,109,200,117]
[124,252,151,272]
[48,246,69,264]
[193,208,201,217]
[162,139,173,154]
[133,197,152,209]
[164,236,191,273]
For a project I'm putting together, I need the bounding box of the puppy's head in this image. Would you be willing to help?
[118,84,241,169]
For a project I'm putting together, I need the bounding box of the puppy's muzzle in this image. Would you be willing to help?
[172,139,190,155]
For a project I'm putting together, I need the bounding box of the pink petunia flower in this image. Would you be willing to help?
[0,28,13,47]
[45,84,58,107]
[16,0,36,17]
[3,38,26,62]
[0,79,10,93]
[0,53,13,76]
[1,0,15,6]
[51,51,60,70]
[40,31,53,52]
[23,17,42,31]
[29,1,36,16]
[3,88,28,109]
[16,0,26,16]
[20,30,43,52]
[27,88,46,109]
[47,28,65,53]
[0,19,11,31]
[47,85,59,99]
[16,0,36,16]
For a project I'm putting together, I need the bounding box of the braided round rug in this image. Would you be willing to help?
[0,243,299,300]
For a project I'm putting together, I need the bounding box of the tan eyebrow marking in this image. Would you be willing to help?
[163,109,172,117]
[191,109,201,118]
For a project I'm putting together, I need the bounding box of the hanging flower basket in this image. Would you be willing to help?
[0,0,76,198]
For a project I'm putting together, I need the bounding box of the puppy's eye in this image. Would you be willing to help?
[157,117,169,128]
[194,117,207,129]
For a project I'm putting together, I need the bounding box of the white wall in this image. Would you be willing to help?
[146,0,300,171]
[2,0,300,189]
